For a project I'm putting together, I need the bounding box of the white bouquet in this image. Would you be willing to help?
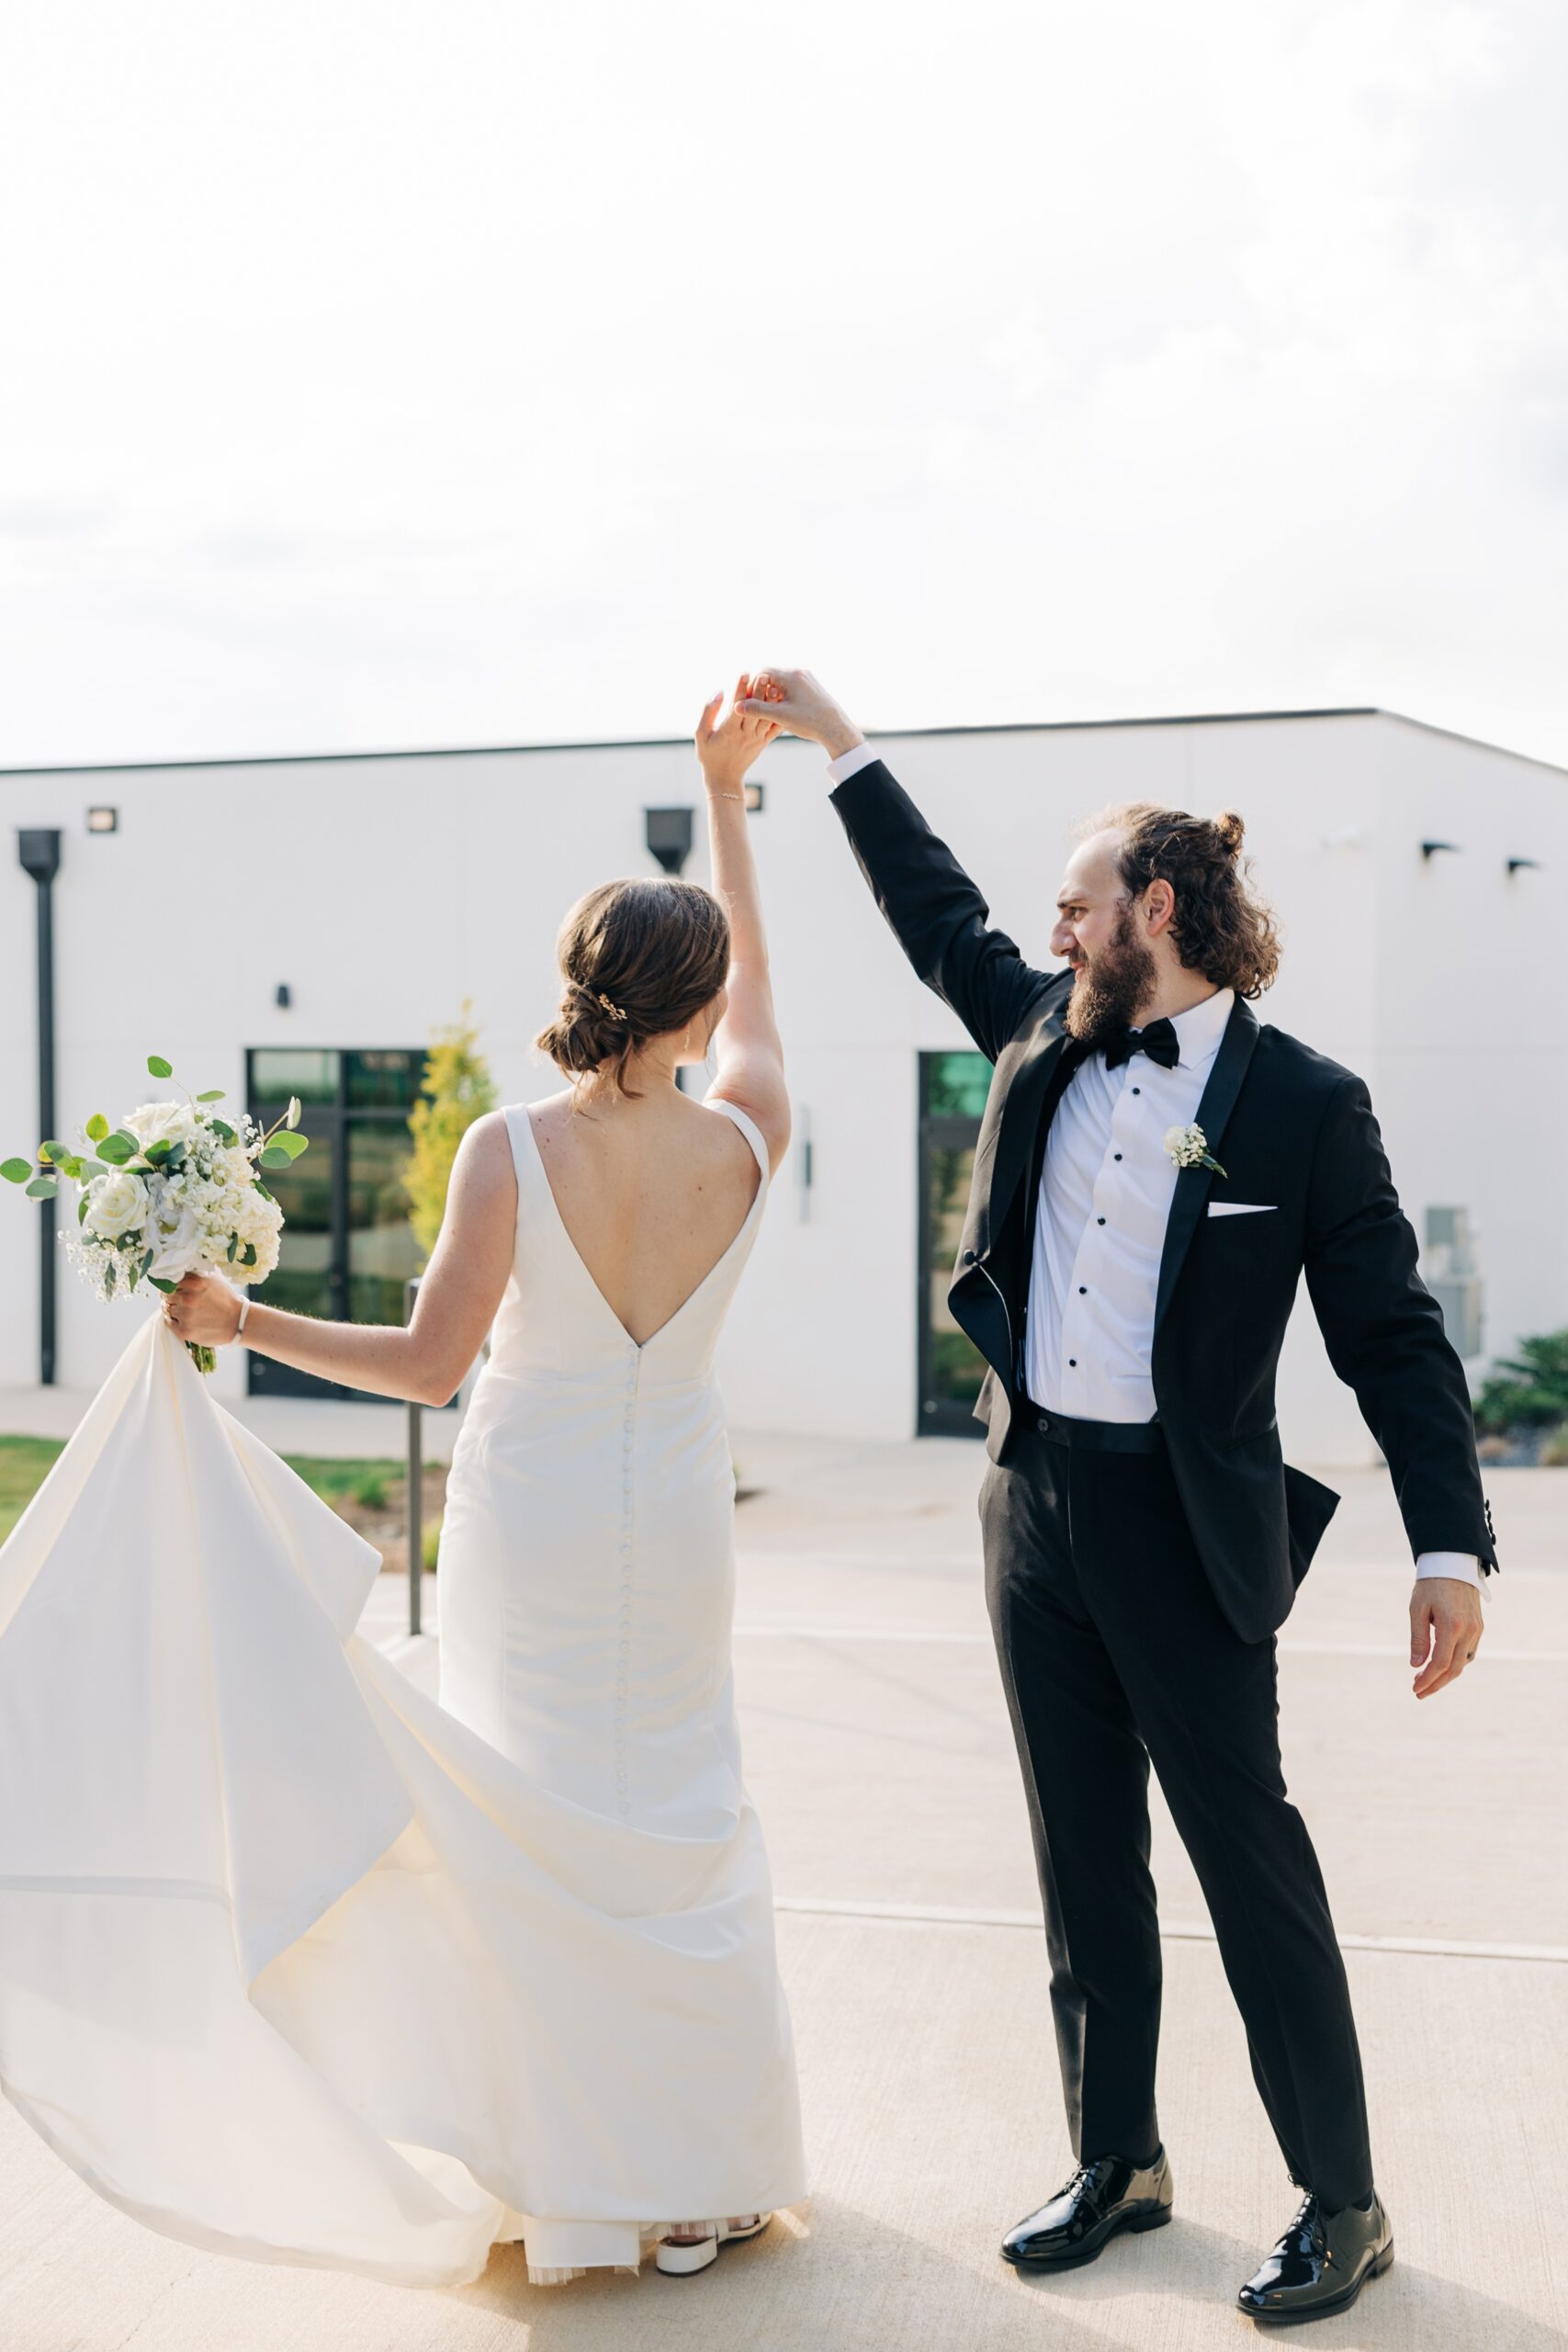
[4,1055,310,1373]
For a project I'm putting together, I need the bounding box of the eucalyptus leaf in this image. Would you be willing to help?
[97,1131,139,1165]
[254,1179,274,1203]
[209,1119,236,1144]
[140,1250,154,1278]
[148,1275,177,1294]
[275,1131,310,1160]
[26,1178,58,1200]
[227,1234,239,1261]
[241,1242,257,1266]
[85,1113,109,1143]
[197,1090,225,1102]
[1,1158,32,1184]
[144,1139,172,1164]
[259,1148,291,1170]
[40,1139,69,1163]
[77,1193,90,1226]
[78,1159,104,1180]
[147,1055,173,1079]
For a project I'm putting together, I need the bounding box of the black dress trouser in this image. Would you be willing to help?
[980,1414,1374,2213]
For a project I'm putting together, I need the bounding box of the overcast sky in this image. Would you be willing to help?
[1,0,1563,772]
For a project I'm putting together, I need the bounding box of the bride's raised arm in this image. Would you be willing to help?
[694,677,790,1174]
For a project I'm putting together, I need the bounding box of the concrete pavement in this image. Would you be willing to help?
[3,1431,1565,2349]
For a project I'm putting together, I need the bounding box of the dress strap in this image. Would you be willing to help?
[502,1103,547,1203]
[705,1096,772,1189]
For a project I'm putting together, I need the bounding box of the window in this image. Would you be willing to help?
[917,1051,991,1435]
[246,1048,426,1401]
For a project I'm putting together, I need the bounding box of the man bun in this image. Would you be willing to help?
[1213,809,1246,856]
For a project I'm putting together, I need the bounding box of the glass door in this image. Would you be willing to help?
[917,1051,992,1436]
[246,1047,423,1401]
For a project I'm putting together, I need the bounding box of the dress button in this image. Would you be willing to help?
[962,1249,976,1264]
[1097,1216,1106,1226]
[1068,1358,1077,1367]
[618,1639,630,1654]
[1036,1415,1050,1435]
[1078,1285,1087,1295]
[1113,1152,1122,1161]
[1132,1086,1141,1096]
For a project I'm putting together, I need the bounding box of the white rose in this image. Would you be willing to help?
[84,1169,150,1241]
[124,1100,199,1156]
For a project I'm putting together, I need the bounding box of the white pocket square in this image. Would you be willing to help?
[1207,1202,1277,1217]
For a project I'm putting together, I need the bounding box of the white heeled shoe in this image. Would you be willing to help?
[655,2214,771,2276]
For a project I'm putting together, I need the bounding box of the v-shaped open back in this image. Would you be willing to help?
[518,1099,767,1355]
[481,1095,771,1386]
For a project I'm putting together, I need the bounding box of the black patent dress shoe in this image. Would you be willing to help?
[1001,2147,1173,2270]
[1237,2188,1393,2324]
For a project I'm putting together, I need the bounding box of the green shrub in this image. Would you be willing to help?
[353,1473,389,1511]
[1539,1423,1568,1468]
[406,1004,498,1262]
[422,1516,442,1571]
[1474,1330,1568,1433]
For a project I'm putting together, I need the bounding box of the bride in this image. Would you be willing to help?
[0,683,806,2290]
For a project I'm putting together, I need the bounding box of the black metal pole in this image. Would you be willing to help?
[405,1273,423,1636]
[17,831,62,1386]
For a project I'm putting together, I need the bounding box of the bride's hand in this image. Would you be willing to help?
[695,675,778,796]
[164,1272,243,1347]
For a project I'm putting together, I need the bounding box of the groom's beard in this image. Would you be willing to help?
[1064,905,1159,1049]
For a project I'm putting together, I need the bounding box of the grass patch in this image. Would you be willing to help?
[280,1455,404,1508]
[0,1441,411,1548]
[0,1435,67,1544]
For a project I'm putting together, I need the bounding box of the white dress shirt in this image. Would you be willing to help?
[1026,983,1234,1422]
[825,741,1481,1591]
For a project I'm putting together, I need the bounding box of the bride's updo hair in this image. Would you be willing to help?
[536,876,731,1099]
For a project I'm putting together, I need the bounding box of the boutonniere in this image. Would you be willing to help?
[1164,1123,1227,1180]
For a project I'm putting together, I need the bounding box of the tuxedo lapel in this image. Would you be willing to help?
[964,991,1077,1261]
[1153,995,1260,1336]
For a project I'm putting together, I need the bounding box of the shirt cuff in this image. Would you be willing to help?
[1416,1551,1483,1593]
[827,741,880,788]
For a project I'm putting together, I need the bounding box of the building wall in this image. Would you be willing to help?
[2,711,1560,1468]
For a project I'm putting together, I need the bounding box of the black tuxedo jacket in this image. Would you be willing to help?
[831,757,1496,1642]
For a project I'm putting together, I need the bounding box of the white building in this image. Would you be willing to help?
[3,707,1561,1465]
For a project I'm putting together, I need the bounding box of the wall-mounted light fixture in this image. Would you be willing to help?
[745,781,765,814]
[85,806,118,834]
[1506,856,1541,876]
[645,807,694,876]
[275,983,291,1009]
[1420,840,1461,860]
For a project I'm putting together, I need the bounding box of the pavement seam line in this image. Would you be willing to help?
[773,1896,1568,1965]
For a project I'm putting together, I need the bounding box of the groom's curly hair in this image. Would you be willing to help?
[1086,802,1281,999]
[536,876,731,1099]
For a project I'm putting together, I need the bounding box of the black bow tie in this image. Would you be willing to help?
[1102,1018,1180,1072]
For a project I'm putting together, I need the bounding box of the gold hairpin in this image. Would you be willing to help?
[596,992,628,1022]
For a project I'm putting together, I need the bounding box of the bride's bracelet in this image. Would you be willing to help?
[236,1296,253,1340]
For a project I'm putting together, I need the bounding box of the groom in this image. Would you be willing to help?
[743,670,1495,2325]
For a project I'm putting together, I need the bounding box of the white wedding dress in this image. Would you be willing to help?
[0,1095,804,2289]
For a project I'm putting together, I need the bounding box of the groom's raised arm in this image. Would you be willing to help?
[740,670,1055,1063]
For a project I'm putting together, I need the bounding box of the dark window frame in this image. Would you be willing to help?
[244,1046,423,1403]
[917,1051,990,1438]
